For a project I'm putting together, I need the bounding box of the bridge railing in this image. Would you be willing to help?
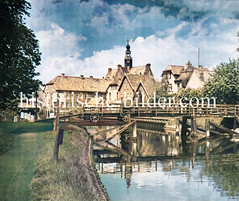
[81,104,239,117]
[82,105,122,115]
[124,104,239,116]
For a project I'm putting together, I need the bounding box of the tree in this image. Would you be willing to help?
[155,81,169,99]
[175,88,203,103]
[203,59,239,104]
[0,0,41,110]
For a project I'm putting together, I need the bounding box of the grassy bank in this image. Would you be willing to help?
[0,121,53,155]
[31,125,109,201]
[0,122,53,201]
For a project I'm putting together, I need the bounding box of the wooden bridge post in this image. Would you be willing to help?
[191,115,197,136]
[53,128,64,161]
[127,114,131,123]
[181,116,188,138]
[132,136,138,157]
[233,117,238,130]
[175,119,180,134]
[53,104,60,131]
[205,119,210,137]
[82,106,85,119]
[133,122,137,138]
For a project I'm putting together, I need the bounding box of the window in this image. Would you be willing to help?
[109,93,111,98]
[199,72,204,82]
[168,84,172,92]
[111,85,117,90]
[167,73,171,79]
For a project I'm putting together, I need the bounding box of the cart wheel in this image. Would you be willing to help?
[90,114,100,122]
[122,114,128,122]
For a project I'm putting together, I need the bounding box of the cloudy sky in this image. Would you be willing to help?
[26,0,239,83]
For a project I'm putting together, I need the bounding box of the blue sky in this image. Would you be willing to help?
[26,0,239,83]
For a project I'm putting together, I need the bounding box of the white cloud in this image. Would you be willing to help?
[28,0,239,84]
[37,20,239,84]
[35,22,125,82]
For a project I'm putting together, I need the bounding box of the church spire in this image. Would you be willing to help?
[124,39,132,70]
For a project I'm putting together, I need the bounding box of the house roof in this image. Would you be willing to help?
[163,65,184,75]
[118,74,156,97]
[105,69,118,80]
[45,75,111,93]
[128,65,147,75]
[175,66,213,87]
[176,66,211,81]
[107,64,153,79]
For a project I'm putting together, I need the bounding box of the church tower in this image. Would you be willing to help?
[124,39,132,70]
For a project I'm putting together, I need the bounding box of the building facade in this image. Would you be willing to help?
[43,73,111,116]
[118,74,156,105]
[161,61,213,94]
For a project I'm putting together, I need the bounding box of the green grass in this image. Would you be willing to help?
[30,129,106,201]
[0,121,53,154]
[0,122,53,201]
[30,130,85,201]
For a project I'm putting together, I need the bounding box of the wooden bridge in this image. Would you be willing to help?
[53,104,239,161]
[78,104,239,122]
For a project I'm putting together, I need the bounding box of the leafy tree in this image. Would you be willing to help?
[203,59,239,104]
[0,0,41,110]
[155,81,169,98]
[175,88,203,103]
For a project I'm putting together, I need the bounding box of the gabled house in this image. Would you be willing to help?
[161,65,184,94]
[106,40,154,102]
[175,64,213,89]
[162,61,213,94]
[118,74,156,104]
[43,73,111,115]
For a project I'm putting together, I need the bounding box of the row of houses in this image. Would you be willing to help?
[19,40,214,118]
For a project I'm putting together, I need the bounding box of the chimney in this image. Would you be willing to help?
[90,76,93,79]
[184,61,192,70]
[61,73,65,77]
[198,65,203,69]
[102,76,104,79]
[146,63,151,68]
[108,68,112,72]
[80,75,84,78]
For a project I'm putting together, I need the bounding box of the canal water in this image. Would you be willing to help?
[90,125,239,201]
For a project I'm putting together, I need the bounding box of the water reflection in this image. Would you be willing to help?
[91,123,239,201]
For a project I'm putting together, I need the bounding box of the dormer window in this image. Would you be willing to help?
[199,72,204,81]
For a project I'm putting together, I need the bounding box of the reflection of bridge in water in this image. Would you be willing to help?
[92,123,239,188]
[93,122,239,165]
